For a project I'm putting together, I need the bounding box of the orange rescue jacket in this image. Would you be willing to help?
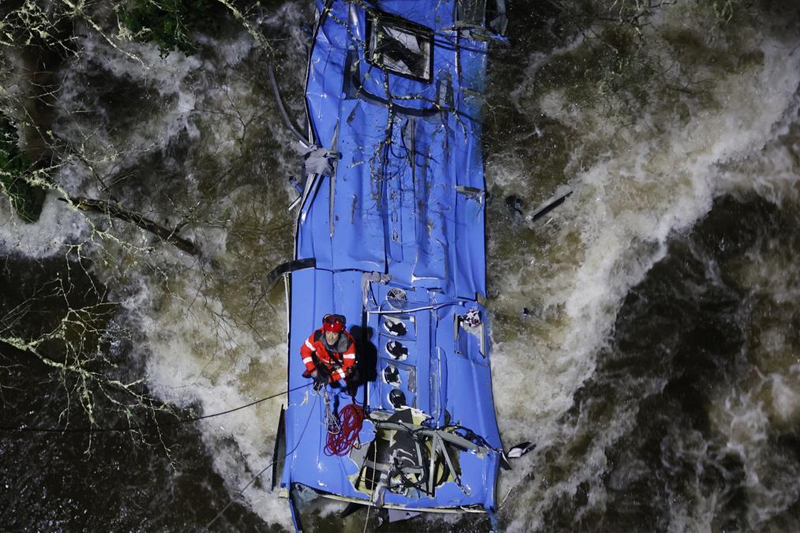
[300,329,356,382]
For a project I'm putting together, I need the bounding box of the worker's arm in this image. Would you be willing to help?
[300,333,318,374]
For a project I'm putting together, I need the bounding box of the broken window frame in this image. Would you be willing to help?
[365,11,435,83]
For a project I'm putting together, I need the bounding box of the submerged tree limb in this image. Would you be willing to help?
[58,196,199,256]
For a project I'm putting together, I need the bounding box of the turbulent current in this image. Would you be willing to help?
[1,1,800,532]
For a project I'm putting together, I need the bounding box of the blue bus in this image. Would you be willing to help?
[271,1,509,529]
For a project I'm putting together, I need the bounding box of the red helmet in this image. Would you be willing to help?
[322,314,345,333]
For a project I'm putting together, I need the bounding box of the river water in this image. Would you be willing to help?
[1,1,799,531]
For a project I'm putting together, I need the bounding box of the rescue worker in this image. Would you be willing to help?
[301,314,357,389]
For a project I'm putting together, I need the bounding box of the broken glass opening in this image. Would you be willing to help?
[366,13,433,82]
[384,364,401,386]
[386,340,409,361]
[383,316,408,336]
[389,388,407,408]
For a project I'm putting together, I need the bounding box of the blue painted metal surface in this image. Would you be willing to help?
[280,0,504,518]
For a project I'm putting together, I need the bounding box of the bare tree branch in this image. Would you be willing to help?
[58,195,200,256]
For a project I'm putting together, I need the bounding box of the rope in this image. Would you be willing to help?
[0,383,311,434]
[321,389,342,435]
[202,392,319,531]
[324,403,365,456]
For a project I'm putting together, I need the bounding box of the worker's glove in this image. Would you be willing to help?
[302,369,324,389]
[313,371,328,391]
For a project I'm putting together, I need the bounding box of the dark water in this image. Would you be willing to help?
[539,195,800,532]
[2,0,800,532]
[0,255,277,532]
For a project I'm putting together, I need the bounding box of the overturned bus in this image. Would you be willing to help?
[270,0,510,529]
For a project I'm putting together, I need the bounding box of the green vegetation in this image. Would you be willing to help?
[117,0,214,56]
[0,119,45,223]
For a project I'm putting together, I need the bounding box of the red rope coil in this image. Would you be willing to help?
[324,403,366,456]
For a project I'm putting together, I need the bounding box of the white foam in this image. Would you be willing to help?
[55,34,203,178]
[491,11,800,532]
[76,7,307,527]
[4,3,305,529]
[769,373,800,426]
[0,189,91,257]
[709,384,800,527]
[129,272,294,528]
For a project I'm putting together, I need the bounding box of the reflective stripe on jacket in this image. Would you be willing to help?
[300,329,356,382]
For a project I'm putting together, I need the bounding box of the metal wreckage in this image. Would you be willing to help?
[266,0,533,529]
